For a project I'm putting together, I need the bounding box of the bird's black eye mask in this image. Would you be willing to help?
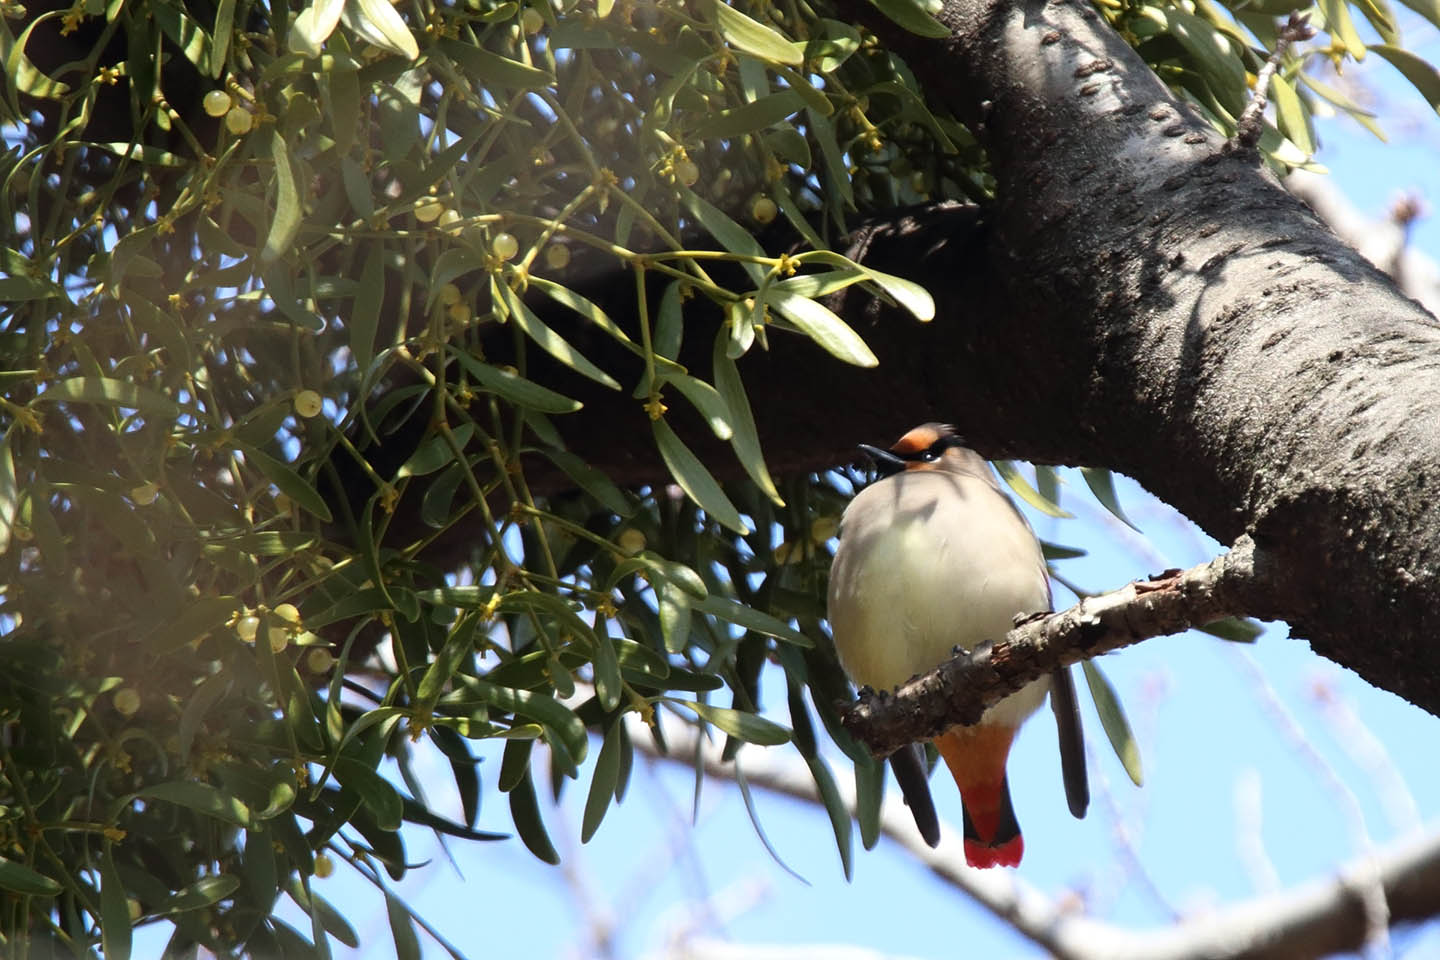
[857,433,963,477]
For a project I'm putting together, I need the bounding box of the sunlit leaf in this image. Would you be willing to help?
[652,418,748,534]
[1081,660,1143,786]
[1081,466,1140,531]
[708,0,803,65]
[670,700,791,746]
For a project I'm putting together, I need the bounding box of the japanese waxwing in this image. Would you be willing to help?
[828,423,1088,867]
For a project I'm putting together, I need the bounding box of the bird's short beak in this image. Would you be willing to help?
[858,443,907,478]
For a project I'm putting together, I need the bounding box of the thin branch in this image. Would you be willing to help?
[1232,14,1315,150]
[840,536,1270,757]
[630,715,1440,960]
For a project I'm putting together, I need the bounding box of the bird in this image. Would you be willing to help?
[827,423,1088,868]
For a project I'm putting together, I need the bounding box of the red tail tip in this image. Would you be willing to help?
[964,834,1024,869]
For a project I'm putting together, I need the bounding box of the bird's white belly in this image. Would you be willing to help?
[828,472,1051,727]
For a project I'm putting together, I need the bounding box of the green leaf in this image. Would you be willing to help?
[992,460,1073,518]
[712,340,783,506]
[147,596,242,655]
[658,581,693,654]
[692,593,812,647]
[0,857,61,897]
[652,418,748,534]
[384,892,422,960]
[449,346,582,413]
[0,276,62,300]
[527,275,637,348]
[139,781,253,826]
[40,376,182,418]
[153,875,242,915]
[1398,0,1440,31]
[100,849,130,960]
[665,373,734,440]
[509,768,561,864]
[733,760,808,882]
[1372,45,1440,113]
[498,282,621,389]
[1317,0,1367,58]
[263,130,303,263]
[694,90,806,139]
[1081,466,1140,531]
[398,423,473,477]
[678,187,769,284]
[530,447,632,516]
[1165,8,1248,115]
[866,0,950,37]
[343,0,419,59]
[239,444,334,522]
[708,0,803,65]
[1199,615,1263,643]
[671,700,791,746]
[415,623,475,710]
[854,753,884,851]
[0,434,15,557]
[807,19,861,71]
[581,722,623,842]
[591,628,623,713]
[350,241,385,371]
[799,250,935,322]
[334,758,404,831]
[806,754,853,880]
[289,0,345,56]
[439,37,552,88]
[1269,74,1313,156]
[1081,660,1143,787]
[763,287,877,367]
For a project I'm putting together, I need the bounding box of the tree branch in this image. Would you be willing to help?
[839,536,1269,756]
[633,715,1440,960]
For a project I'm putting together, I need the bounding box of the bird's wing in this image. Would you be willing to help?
[1049,665,1090,819]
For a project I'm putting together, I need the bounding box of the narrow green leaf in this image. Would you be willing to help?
[500,738,531,793]
[771,269,868,300]
[1166,8,1248,114]
[153,875,242,915]
[854,753,884,851]
[692,593,812,647]
[866,0,950,37]
[139,781,253,826]
[439,37,552,87]
[449,346,582,413]
[581,722,623,842]
[289,0,345,56]
[1317,0,1368,58]
[807,18,861,71]
[239,444,334,522]
[693,90,805,139]
[509,768,561,864]
[678,187,768,284]
[147,596,242,655]
[1398,0,1440,32]
[0,276,61,300]
[0,434,15,557]
[1199,615,1263,643]
[40,376,182,417]
[528,275,637,348]
[211,0,236,75]
[1372,44,1440,113]
[733,760,808,883]
[398,423,473,478]
[658,581,693,653]
[0,857,61,897]
[343,0,419,59]
[1081,466,1140,531]
[665,373,734,440]
[499,282,621,389]
[652,418,748,534]
[334,757,404,831]
[384,892,422,960]
[993,460,1074,518]
[263,130,303,263]
[455,677,589,765]
[655,280,685,360]
[709,0,803,65]
[763,287,877,366]
[100,849,131,960]
[415,623,473,709]
[712,340,783,505]
[592,628,623,713]
[530,447,632,516]
[1269,74,1313,156]
[671,700,790,746]
[350,242,385,371]
[806,754,853,880]
[1081,660,1143,787]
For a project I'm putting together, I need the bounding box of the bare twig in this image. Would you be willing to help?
[1233,13,1316,150]
[630,715,1440,960]
[841,536,1270,757]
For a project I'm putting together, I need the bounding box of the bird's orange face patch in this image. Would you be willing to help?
[890,424,947,456]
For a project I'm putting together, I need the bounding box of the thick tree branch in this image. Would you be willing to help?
[633,715,1440,960]
[839,536,1268,755]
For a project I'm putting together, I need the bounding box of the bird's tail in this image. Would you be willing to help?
[934,725,1023,868]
